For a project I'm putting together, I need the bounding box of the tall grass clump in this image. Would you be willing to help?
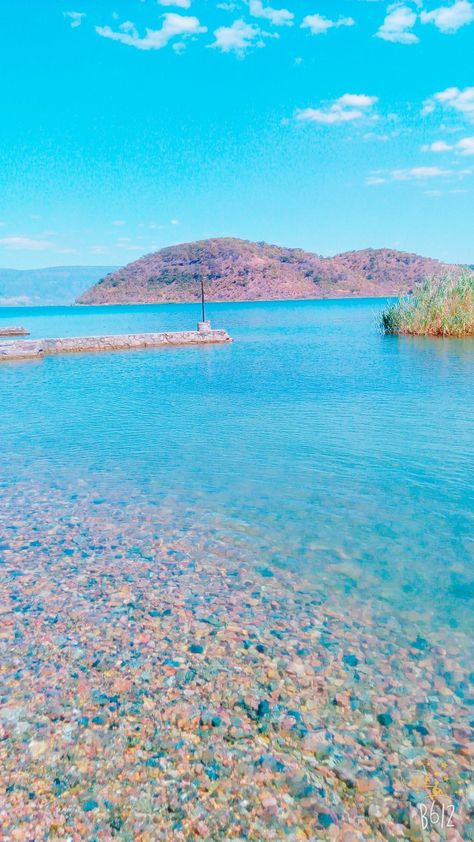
[381,272,474,337]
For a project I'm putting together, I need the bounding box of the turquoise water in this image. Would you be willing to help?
[1,299,473,635]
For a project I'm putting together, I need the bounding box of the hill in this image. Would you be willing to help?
[0,266,118,306]
[77,239,461,305]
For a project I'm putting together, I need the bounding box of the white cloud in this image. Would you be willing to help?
[96,14,207,50]
[209,19,265,53]
[365,167,473,185]
[421,139,453,151]
[338,94,378,108]
[112,219,126,226]
[458,136,474,153]
[249,0,294,26]
[301,13,355,35]
[422,86,474,119]
[364,129,400,141]
[296,93,378,125]
[0,236,54,251]
[297,108,361,124]
[422,136,474,153]
[376,4,418,43]
[392,166,452,179]
[116,241,145,252]
[171,219,180,225]
[158,0,191,7]
[64,11,85,28]
[367,164,473,184]
[374,0,474,43]
[420,0,474,32]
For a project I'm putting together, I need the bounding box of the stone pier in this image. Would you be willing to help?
[0,329,232,361]
[0,326,30,336]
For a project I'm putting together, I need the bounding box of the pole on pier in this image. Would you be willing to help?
[197,279,211,333]
[201,279,206,323]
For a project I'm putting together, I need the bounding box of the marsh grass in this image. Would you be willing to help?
[381,272,474,337]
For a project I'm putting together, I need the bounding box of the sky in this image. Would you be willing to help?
[0,0,473,269]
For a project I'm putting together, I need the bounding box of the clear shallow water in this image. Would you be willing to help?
[1,299,473,636]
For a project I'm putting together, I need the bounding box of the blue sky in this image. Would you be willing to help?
[1,0,473,268]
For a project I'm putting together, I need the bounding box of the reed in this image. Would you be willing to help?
[381,272,474,337]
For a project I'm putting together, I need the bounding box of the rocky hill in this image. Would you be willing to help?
[0,266,118,306]
[77,239,460,305]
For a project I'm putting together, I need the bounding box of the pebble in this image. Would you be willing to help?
[0,481,472,840]
[256,699,271,718]
[188,643,204,654]
[82,799,99,813]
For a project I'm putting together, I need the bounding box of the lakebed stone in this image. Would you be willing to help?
[0,482,472,841]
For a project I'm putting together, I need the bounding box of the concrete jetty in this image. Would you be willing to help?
[0,328,232,362]
[0,326,30,336]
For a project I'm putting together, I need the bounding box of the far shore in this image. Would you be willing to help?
[1,292,399,310]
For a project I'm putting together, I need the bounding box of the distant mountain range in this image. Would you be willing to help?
[0,266,118,306]
[77,238,462,305]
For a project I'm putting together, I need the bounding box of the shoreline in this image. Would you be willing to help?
[75,294,397,306]
[0,294,398,310]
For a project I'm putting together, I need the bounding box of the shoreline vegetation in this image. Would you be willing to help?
[381,273,474,338]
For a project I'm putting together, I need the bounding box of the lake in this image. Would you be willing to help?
[1,299,472,631]
[1,298,473,838]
